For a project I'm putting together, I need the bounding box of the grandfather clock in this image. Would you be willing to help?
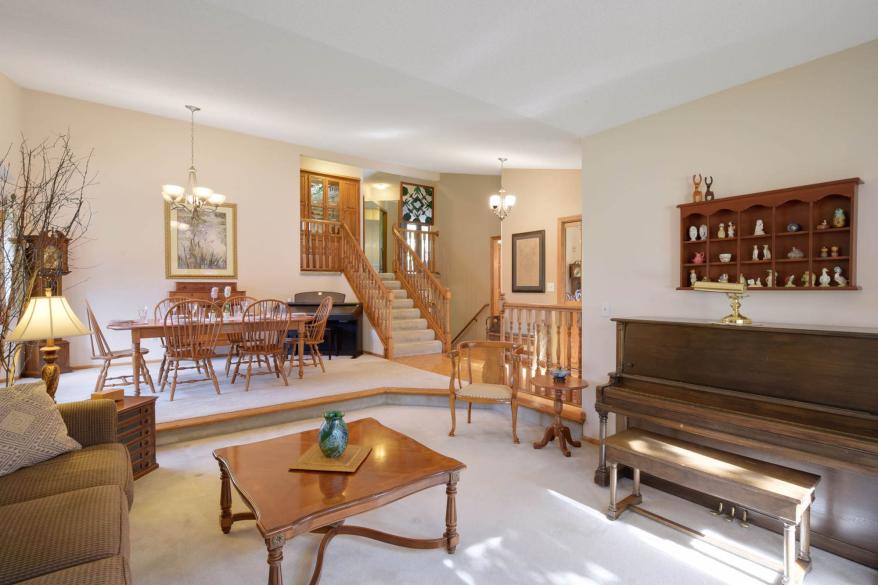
[22,231,73,376]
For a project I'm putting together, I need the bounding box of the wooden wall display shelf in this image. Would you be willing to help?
[677,178,861,291]
[116,395,158,479]
[169,281,246,301]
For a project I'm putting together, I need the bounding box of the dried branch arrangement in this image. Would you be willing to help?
[0,134,93,385]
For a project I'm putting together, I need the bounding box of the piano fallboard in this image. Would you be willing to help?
[595,318,878,569]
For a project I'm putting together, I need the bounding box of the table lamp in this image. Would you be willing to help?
[693,281,751,325]
[5,289,91,399]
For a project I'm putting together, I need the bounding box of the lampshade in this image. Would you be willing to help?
[503,194,516,207]
[489,194,501,209]
[6,294,91,342]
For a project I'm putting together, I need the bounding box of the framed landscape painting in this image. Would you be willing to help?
[512,230,545,292]
[400,182,435,225]
[164,202,237,278]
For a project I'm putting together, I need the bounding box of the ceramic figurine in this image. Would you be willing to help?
[833,266,848,287]
[784,275,796,288]
[831,245,840,258]
[718,253,732,263]
[702,275,711,282]
[787,246,804,259]
[693,252,705,264]
[832,208,847,228]
[754,219,766,236]
[692,174,703,203]
[688,226,698,242]
[820,246,829,258]
[801,271,812,287]
[818,267,831,288]
[704,176,715,201]
[717,223,726,239]
[689,269,698,286]
[786,223,801,232]
[765,270,774,288]
[752,244,760,261]
[762,244,771,260]
[699,224,708,240]
[727,221,736,238]
[816,219,829,230]
[752,277,763,288]
[739,274,747,285]
[718,273,729,283]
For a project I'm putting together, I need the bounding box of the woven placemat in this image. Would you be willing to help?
[289,444,371,473]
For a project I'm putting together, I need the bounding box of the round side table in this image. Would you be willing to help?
[531,374,588,457]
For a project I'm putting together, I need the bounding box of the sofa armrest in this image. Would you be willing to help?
[58,399,118,446]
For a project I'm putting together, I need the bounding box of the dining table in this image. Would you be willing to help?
[108,314,313,396]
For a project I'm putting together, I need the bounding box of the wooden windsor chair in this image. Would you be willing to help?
[162,300,223,401]
[230,299,292,391]
[448,341,522,444]
[287,296,333,374]
[86,302,155,394]
[222,295,258,376]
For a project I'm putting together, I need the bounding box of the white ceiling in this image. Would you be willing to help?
[1,0,876,174]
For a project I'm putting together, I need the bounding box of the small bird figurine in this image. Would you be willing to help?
[833,266,848,287]
[818,268,832,288]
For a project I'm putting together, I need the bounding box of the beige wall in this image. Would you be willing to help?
[0,73,21,159]
[580,39,878,437]
[435,173,500,343]
[20,89,357,365]
[500,169,582,305]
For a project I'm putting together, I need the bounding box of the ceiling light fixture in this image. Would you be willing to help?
[489,157,516,221]
[373,183,390,190]
[162,105,227,225]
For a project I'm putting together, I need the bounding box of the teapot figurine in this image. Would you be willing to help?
[693,251,705,264]
[832,208,846,228]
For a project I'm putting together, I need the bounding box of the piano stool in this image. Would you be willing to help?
[605,429,820,585]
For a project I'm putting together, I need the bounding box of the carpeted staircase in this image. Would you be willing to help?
[379,272,444,357]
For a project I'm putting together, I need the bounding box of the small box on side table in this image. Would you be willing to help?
[116,396,158,479]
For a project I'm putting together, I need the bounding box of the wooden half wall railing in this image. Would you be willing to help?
[392,226,451,352]
[402,228,439,274]
[500,301,583,406]
[300,218,394,357]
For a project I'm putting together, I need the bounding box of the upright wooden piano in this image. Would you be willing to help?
[594,318,878,568]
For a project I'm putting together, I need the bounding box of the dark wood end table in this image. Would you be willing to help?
[212,418,465,585]
[115,395,158,479]
[531,374,589,457]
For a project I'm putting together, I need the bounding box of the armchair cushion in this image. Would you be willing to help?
[455,383,513,401]
[0,382,81,478]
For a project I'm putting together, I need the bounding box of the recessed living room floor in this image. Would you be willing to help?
[130,405,875,585]
[52,355,450,425]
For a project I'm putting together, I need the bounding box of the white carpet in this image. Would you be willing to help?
[52,356,450,424]
[129,405,875,585]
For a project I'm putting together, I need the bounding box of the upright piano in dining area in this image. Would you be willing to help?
[593,317,878,569]
[288,291,363,358]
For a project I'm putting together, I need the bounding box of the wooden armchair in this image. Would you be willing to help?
[86,302,155,395]
[287,296,333,374]
[230,299,291,391]
[162,300,223,400]
[448,341,521,444]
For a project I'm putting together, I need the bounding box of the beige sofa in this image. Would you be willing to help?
[0,399,133,584]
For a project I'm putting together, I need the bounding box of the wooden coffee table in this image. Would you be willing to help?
[212,418,465,585]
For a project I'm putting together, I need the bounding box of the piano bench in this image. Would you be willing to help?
[604,429,820,585]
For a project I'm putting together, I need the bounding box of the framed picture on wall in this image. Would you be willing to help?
[400,182,435,225]
[512,230,545,292]
[164,202,237,278]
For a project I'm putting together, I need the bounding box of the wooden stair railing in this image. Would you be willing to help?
[402,228,439,274]
[300,218,394,357]
[451,303,489,346]
[392,226,451,352]
[500,301,583,405]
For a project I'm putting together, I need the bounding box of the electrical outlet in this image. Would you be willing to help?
[600,303,612,318]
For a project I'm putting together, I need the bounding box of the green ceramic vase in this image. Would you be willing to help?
[318,411,348,459]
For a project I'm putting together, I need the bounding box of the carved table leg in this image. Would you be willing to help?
[533,424,556,450]
[220,464,233,534]
[444,471,460,553]
[267,534,285,585]
[561,425,582,448]
[593,411,609,486]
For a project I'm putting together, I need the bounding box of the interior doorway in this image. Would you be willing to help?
[364,202,388,272]
[490,235,502,315]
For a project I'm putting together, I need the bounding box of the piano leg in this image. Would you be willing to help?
[594,412,610,486]
[606,463,619,520]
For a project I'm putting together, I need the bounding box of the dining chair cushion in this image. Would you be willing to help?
[0,382,81,477]
[455,383,513,401]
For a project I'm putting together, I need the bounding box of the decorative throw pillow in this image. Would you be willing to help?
[0,381,81,477]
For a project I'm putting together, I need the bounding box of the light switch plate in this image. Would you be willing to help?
[546,282,555,292]
[601,303,612,318]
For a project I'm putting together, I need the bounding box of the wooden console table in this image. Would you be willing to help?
[116,396,158,479]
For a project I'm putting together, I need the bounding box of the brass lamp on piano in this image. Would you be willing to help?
[693,281,751,325]
[6,289,91,399]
